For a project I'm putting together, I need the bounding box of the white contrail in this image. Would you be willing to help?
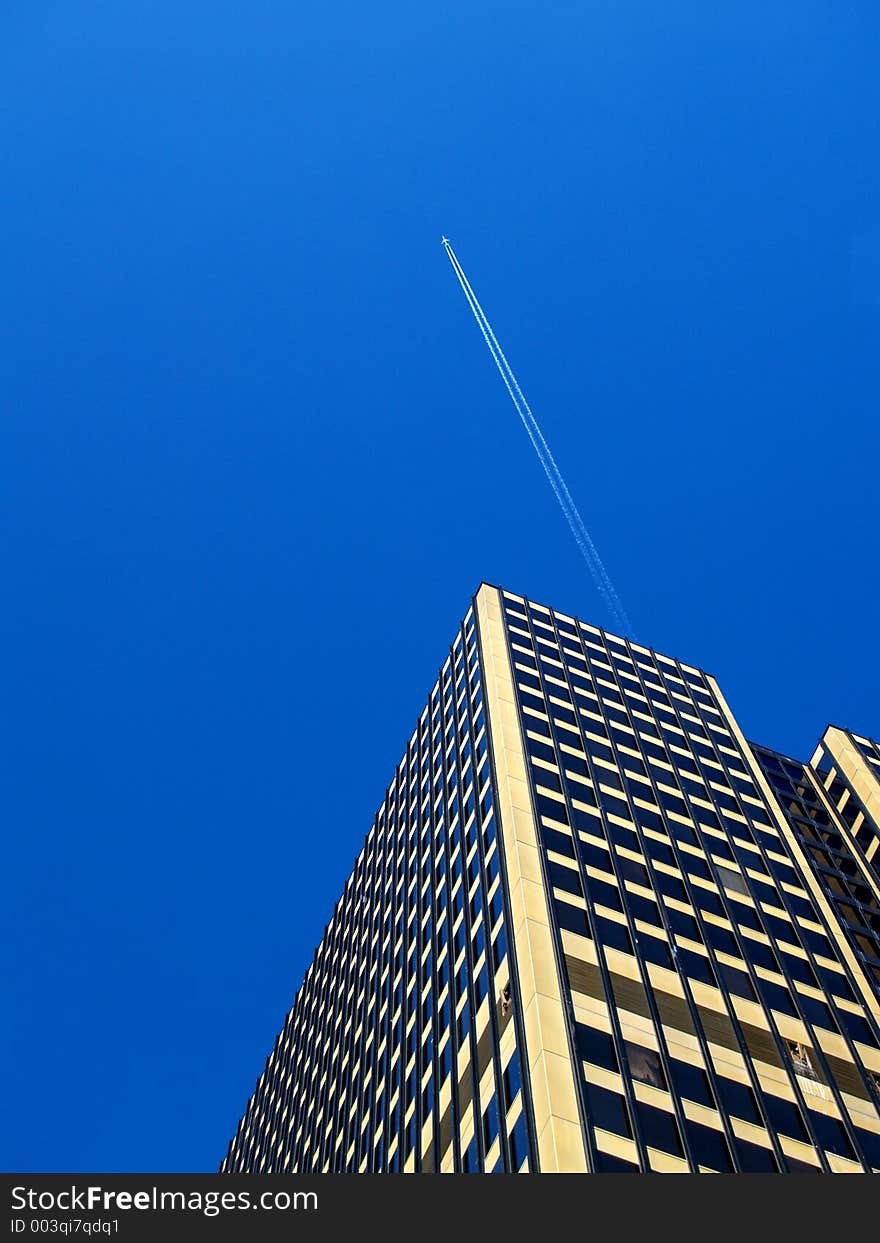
[444,244,626,628]
[443,241,631,635]
[442,238,635,639]
[445,250,622,624]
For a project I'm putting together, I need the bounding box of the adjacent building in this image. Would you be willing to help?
[221,584,880,1173]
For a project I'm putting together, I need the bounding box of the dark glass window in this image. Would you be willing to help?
[646,839,676,868]
[639,934,674,970]
[854,1126,880,1169]
[800,927,832,959]
[562,753,590,778]
[818,968,853,1001]
[629,894,661,926]
[761,1093,808,1144]
[658,790,688,818]
[578,840,611,872]
[740,937,777,972]
[718,962,756,1001]
[609,822,640,852]
[685,1119,733,1171]
[618,856,650,887]
[808,1110,856,1160]
[799,995,837,1034]
[537,794,569,826]
[594,1151,640,1172]
[572,804,601,833]
[784,1156,818,1173]
[502,1053,522,1111]
[482,1098,499,1150]
[677,948,716,986]
[669,1059,714,1108]
[596,916,633,956]
[764,912,799,946]
[694,888,724,917]
[667,909,701,942]
[685,855,712,881]
[509,1114,528,1170]
[589,741,615,765]
[576,1023,619,1072]
[734,1138,778,1172]
[590,877,624,912]
[757,977,796,1017]
[705,924,739,957]
[655,873,686,903]
[636,1101,683,1157]
[586,1084,631,1138]
[541,824,575,858]
[624,1042,666,1089]
[548,860,582,897]
[555,900,591,939]
[602,793,632,821]
[716,1076,761,1126]
[527,737,556,763]
[732,902,763,932]
[837,1010,874,1046]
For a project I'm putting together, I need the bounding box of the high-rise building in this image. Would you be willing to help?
[221,585,880,1174]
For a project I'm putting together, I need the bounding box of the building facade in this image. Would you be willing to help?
[221,584,880,1173]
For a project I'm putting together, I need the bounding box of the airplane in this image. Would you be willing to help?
[441,235,450,246]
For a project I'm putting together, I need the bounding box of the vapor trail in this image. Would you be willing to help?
[444,250,621,623]
[444,245,626,628]
[442,238,635,639]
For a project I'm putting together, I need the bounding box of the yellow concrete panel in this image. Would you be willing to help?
[618,1012,657,1044]
[648,1149,689,1173]
[533,1117,557,1174]
[815,1029,854,1062]
[593,1129,639,1164]
[522,876,553,924]
[476,584,584,1174]
[572,994,609,1027]
[560,927,595,960]
[522,996,544,1073]
[663,1029,704,1060]
[525,920,562,1003]
[517,841,545,886]
[508,776,535,815]
[633,1081,671,1109]
[844,1095,880,1130]
[729,1118,772,1147]
[544,1049,583,1126]
[730,995,769,1030]
[856,1044,880,1074]
[582,1066,623,1094]
[706,1043,746,1076]
[513,805,539,846]
[536,992,574,1059]
[826,1153,864,1173]
[773,1013,811,1044]
[778,1136,821,1168]
[646,962,685,996]
[682,1100,723,1128]
[551,1117,589,1172]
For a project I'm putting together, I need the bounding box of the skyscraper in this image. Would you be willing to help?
[221,584,880,1173]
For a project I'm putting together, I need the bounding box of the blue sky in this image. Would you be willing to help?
[2,3,878,1171]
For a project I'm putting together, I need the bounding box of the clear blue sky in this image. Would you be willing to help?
[2,3,878,1172]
